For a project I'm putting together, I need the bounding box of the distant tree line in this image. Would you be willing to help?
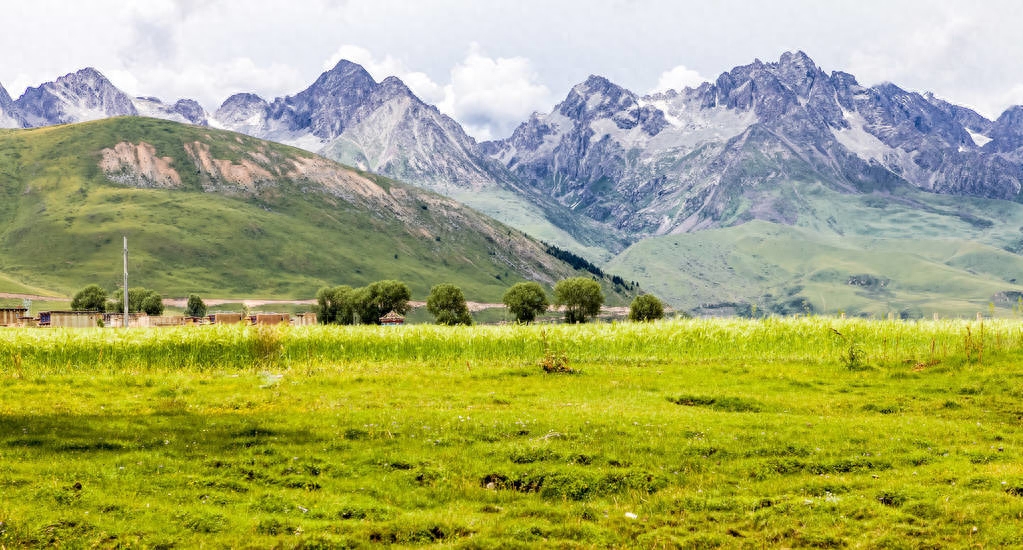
[542,242,638,291]
[543,242,605,277]
[69,275,663,327]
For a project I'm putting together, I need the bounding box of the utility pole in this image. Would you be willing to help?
[123,236,129,328]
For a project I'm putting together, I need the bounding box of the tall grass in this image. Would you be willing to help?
[1,317,1020,373]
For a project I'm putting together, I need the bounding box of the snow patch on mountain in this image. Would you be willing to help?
[968,129,992,147]
[832,109,891,162]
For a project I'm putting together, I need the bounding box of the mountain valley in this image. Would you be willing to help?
[4,52,1023,315]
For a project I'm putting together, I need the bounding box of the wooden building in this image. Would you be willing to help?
[0,308,27,326]
[105,313,148,328]
[42,311,103,328]
[380,310,405,326]
[212,313,244,324]
[255,313,289,325]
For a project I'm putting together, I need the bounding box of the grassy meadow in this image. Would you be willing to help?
[607,180,1023,317]
[2,318,1023,547]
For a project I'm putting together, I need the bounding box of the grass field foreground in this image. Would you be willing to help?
[2,318,1023,547]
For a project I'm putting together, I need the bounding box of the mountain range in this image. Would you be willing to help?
[5,52,1023,315]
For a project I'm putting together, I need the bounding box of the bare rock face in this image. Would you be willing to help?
[15,68,138,126]
[100,142,182,189]
[183,141,276,193]
[0,82,26,128]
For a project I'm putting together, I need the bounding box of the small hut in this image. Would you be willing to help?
[255,313,289,325]
[44,311,103,328]
[380,310,405,326]
[212,313,244,324]
[0,307,27,326]
[105,313,148,328]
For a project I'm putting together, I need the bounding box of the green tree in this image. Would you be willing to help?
[71,284,107,312]
[427,283,473,325]
[111,288,164,316]
[629,294,664,322]
[316,285,357,325]
[554,277,604,324]
[354,280,412,325]
[140,293,164,316]
[502,282,549,323]
[185,294,207,318]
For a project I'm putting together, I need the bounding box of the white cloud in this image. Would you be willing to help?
[842,10,1014,118]
[438,44,552,141]
[650,65,709,93]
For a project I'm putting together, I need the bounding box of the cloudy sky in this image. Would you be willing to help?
[3,0,1021,140]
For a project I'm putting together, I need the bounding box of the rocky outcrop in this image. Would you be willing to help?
[100,141,183,189]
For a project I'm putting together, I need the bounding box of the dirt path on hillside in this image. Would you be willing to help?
[0,293,67,301]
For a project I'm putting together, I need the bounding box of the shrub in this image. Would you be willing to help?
[629,294,664,322]
[503,282,550,323]
[184,294,207,318]
[554,278,604,324]
[71,285,107,312]
[426,283,473,326]
[110,287,164,316]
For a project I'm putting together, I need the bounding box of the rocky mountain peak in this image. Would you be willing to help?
[68,67,106,84]
[774,50,823,95]
[0,81,25,128]
[312,59,377,93]
[212,93,269,130]
[378,75,415,101]
[559,75,637,120]
[986,105,1023,152]
[15,67,137,126]
[0,82,12,107]
[219,92,267,109]
[172,99,207,124]
[995,105,1023,129]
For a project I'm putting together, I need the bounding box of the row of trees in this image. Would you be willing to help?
[315,277,665,326]
[71,284,167,316]
[71,277,663,325]
[71,286,210,318]
[505,278,663,323]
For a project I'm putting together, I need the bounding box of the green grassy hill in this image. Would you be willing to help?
[0,118,623,303]
[607,180,1023,317]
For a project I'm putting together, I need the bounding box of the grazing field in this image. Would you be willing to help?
[2,319,1023,548]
